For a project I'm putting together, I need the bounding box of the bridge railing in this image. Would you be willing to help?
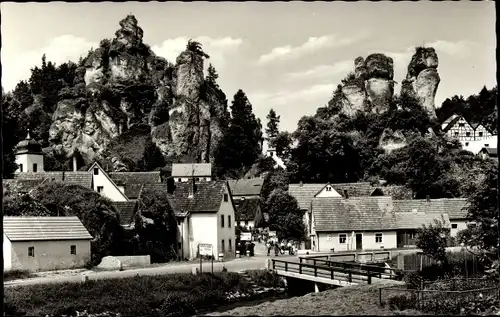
[272,259,375,285]
[301,250,391,263]
[298,257,401,280]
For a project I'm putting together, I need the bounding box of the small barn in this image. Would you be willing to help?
[3,216,93,272]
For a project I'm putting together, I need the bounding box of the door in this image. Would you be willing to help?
[355,233,363,250]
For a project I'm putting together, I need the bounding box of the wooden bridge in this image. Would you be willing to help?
[271,258,402,290]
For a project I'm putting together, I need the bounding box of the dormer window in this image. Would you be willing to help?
[94,168,99,175]
[326,186,331,192]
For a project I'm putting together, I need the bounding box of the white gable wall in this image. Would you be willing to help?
[189,213,218,260]
[3,234,12,271]
[315,185,342,198]
[317,231,397,252]
[91,165,128,202]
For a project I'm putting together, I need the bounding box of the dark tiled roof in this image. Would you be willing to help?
[377,185,414,200]
[288,182,379,210]
[233,197,261,221]
[288,183,327,210]
[480,147,498,157]
[3,216,93,241]
[312,196,397,232]
[3,178,45,194]
[14,172,93,188]
[141,181,226,215]
[109,172,161,199]
[227,178,264,196]
[395,212,450,230]
[393,198,469,220]
[172,163,212,177]
[113,201,138,226]
[442,115,463,132]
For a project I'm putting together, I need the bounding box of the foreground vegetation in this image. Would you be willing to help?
[4,270,284,317]
[4,269,34,282]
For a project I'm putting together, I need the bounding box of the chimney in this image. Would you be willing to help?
[166,177,175,195]
[344,190,349,199]
[72,156,77,172]
[188,177,197,198]
[426,195,430,202]
[299,181,303,187]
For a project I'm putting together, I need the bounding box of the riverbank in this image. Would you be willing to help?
[4,270,286,317]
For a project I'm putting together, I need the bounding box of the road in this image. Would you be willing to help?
[4,250,296,288]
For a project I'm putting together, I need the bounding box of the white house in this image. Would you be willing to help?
[393,198,471,238]
[3,217,92,272]
[311,196,450,252]
[172,163,212,183]
[88,162,129,202]
[461,136,497,154]
[14,130,45,173]
[288,182,384,249]
[141,180,236,261]
[262,140,286,169]
[442,114,494,143]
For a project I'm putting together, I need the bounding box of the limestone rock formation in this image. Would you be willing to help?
[48,15,229,169]
[379,128,407,154]
[402,47,440,120]
[339,54,395,116]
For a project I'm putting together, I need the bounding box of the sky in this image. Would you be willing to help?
[1,2,496,132]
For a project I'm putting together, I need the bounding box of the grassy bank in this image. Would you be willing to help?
[4,270,284,317]
[4,269,34,281]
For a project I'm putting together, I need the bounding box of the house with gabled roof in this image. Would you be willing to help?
[227,178,264,199]
[311,196,450,252]
[3,216,92,272]
[479,147,498,160]
[233,197,264,229]
[140,180,236,261]
[442,114,494,143]
[172,163,212,183]
[109,171,162,199]
[88,162,129,202]
[288,182,385,249]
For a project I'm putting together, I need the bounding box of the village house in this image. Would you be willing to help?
[140,180,237,261]
[393,198,471,238]
[227,178,265,229]
[3,216,92,272]
[461,136,497,154]
[288,182,388,249]
[310,196,450,252]
[171,163,212,183]
[442,114,494,143]
[478,147,498,160]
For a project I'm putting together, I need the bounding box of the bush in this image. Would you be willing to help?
[387,295,417,311]
[245,270,285,288]
[403,271,423,289]
[160,292,196,316]
[4,269,33,281]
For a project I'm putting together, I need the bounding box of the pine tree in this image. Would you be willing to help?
[214,89,263,177]
[265,108,280,141]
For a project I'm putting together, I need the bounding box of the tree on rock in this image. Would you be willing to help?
[187,40,210,59]
[214,89,263,178]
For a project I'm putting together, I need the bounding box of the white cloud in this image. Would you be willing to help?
[152,36,244,70]
[426,40,474,59]
[2,35,98,92]
[284,60,353,81]
[252,83,334,108]
[257,34,361,65]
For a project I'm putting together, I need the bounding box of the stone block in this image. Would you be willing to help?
[96,256,123,271]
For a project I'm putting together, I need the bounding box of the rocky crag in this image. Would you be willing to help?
[48,15,228,169]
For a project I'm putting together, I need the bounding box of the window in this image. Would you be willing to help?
[229,239,232,252]
[223,194,228,202]
[466,132,471,137]
[485,144,490,147]
[454,132,459,136]
[33,163,38,172]
[339,234,347,244]
[408,232,416,240]
[465,142,469,146]
[270,152,274,157]
[195,177,200,181]
[244,220,249,226]
[19,164,23,172]
[94,167,99,175]
[70,245,76,255]
[97,186,104,193]
[28,246,34,257]
[451,224,458,229]
[228,215,231,228]
[459,123,465,127]
[375,233,383,243]
[178,178,182,182]
[221,239,225,252]
[326,186,331,192]
[221,215,225,228]
[479,132,483,137]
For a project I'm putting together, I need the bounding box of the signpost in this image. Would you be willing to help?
[241,232,252,241]
[198,243,213,273]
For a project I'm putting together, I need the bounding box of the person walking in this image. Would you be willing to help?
[287,240,292,255]
[274,242,280,256]
[266,241,271,256]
